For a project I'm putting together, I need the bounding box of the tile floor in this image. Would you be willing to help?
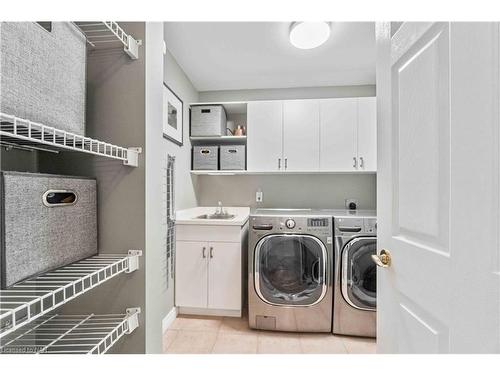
[163,314,376,354]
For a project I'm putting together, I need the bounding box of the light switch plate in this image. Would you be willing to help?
[256,190,263,203]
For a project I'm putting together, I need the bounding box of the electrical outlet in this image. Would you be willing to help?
[256,190,263,203]
[345,198,359,210]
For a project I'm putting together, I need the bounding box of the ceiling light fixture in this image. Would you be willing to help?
[289,22,331,50]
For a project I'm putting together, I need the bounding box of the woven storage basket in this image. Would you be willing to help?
[0,22,87,135]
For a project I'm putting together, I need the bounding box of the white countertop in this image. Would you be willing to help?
[175,206,250,226]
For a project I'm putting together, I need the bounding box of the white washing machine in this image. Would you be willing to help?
[332,211,377,337]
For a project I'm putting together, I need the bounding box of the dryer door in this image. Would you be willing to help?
[254,234,327,306]
[341,236,377,311]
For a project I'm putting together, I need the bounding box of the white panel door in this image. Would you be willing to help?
[376,22,500,353]
[207,242,241,310]
[175,241,208,308]
[283,100,320,171]
[247,101,283,171]
[357,97,377,171]
[319,98,357,171]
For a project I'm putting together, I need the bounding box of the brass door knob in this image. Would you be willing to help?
[372,249,391,268]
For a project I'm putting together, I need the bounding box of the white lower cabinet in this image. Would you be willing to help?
[207,242,241,310]
[175,224,247,317]
[175,241,209,308]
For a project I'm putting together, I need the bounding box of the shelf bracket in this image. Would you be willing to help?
[125,36,142,60]
[124,147,142,167]
[125,307,141,334]
[126,249,143,273]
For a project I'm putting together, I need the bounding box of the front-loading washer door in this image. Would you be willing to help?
[341,236,377,311]
[254,234,327,306]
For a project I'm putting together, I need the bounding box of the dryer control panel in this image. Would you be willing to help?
[364,218,377,234]
[335,216,377,236]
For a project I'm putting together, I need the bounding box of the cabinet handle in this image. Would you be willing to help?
[284,158,288,170]
[353,157,357,169]
[202,247,206,258]
[359,157,364,169]
[278,158,281,170]
[209,246,214,258]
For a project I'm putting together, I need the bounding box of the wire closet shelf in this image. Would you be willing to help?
[0,113,141,167]
[0,308,140,354]
[0,251,142,339]
[73,21,142,60]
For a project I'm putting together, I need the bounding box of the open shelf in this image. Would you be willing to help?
[0,308,140,354]
[73,22,142,60]
[190,135,247,144]
[0,251,142,339]
[0,112,142,167]
[190,170,377,176]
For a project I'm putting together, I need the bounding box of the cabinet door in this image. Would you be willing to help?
[247,101,283,171]
[319,98,358,171]
[207,242,241,310]
[357,97,377,171]
[283,100,320,171]
[175,241,208,308]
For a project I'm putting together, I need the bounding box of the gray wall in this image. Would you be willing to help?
[38,22,147,354]
[162,37,200,320]
[0,148,38,172]
[199,84,375,102]
[163,49,199,210]
[197,174,376,210]
[196,85,377,210]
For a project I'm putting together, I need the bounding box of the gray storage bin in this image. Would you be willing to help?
[0,172,97,288]
[193,146,218,170]
[220,145,246,170]
[191,105,227,137]
[0,22,87,135]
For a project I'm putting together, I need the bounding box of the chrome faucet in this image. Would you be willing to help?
[215,201,227,215]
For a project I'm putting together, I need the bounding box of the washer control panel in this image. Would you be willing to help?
[251,215,332,237]
[308,218,329,227]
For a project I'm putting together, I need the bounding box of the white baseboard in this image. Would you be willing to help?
[178,306,242,318]
[162,307,178,333]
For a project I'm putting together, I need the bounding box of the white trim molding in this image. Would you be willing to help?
[162,307,178,333]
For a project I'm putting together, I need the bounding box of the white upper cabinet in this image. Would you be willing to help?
[357,97,377,171]
[319,97,377,172]
[283,100,320,171]
[246,97,376,173]
[319,98,358,171]
[247,101,283,171]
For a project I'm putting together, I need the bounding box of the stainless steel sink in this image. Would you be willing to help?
[195,213,236,220]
